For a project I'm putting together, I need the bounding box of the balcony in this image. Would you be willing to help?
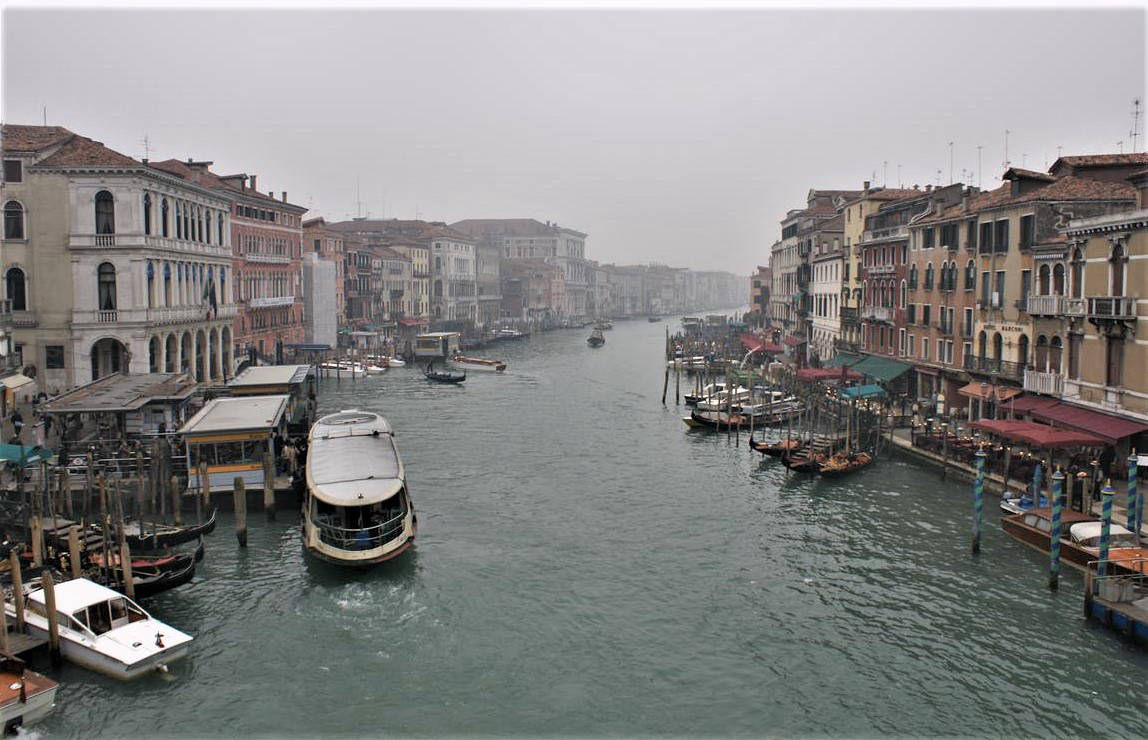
[840,306,859,325]
[70,233,231,258]
[936,322,954,337]
[963,354,1023,380]
[861,306,893,322]
[834,339,860,353]
[1024,369,1064,396]
[867,264,896,276]
[9,310,38,328]
[248,295,296,309]
[861,225,908,244]
[1087,296,1137,321]
[72,303,238,327]
[243,252,291,264]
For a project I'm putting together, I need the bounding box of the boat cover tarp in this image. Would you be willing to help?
[839,384,885,400]
[308,434,402,505]
[0,444,52,465]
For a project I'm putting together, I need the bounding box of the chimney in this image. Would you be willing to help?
[863,180,870,192]
[961,189,970,213]
[281,192,288,203]
[249,174,257,192]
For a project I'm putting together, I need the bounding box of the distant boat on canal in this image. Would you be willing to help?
[587,328,606,347]
[451,354,507,373]
[303,410,417,567]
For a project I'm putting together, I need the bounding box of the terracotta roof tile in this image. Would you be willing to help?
[1003,167,1055,182]
[914,176,1135,226]
[1,124,74,152]
[1053,153,1148,169]
[34,134,139,168]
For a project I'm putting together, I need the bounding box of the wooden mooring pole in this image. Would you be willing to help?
[120,541,135,600]
[263,451,276,520]
[171,475,183,526]
[8,552,24,632]
[234,477,248,547]
[68,525,82,580]
[41,570,60,667]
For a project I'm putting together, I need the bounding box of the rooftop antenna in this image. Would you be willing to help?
[897,164,902,188]
[141,134,151,163]
[1131,98,1142,152]
[882,160,888,187]
[1057,145,1063,159]
[1002,130,1011,170]
[976,145,983,188]
[948,142,954,184]
[1117,140,1125,154]
[936,169,942,186]
[356,176,362,218]
[1022,153,1027,168]
[41,106,46,126]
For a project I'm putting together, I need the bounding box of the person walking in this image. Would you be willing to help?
[11,410,23,441]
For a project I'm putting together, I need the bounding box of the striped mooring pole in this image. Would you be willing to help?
[1049,468,1064,590]
[1128,451,1140,539]
[1031,462,1044,509]
[1096,480,1116,595]
[973,447,986,555]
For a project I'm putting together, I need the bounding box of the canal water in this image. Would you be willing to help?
[40,319,1148,737]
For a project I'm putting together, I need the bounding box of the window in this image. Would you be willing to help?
[981,272,990,304]
[967,221,976,251]
[922,304,932,327]
[161,198,169,237]
[1106,336,1124,387]
[1110,243,1126,296]
[979,222,992,254]
[965,260,976,290]
[941,223,959,249]
[3,200,24,239]
[995,271,1006,304]
[923,227,935,249]
[993,220,1009,252]
[1020,270,1031,303]
[5,267,26,311]
[1068,333,1081,380]
[98,262,117,310]
[921,337,930,361]
[143,193,152,235]
[2,160,22,183]
[1071,248,1084,298]
[94,190,115,234]
[908,334,915,358]
[45,345,65,369]
[1019,214,1034,248]
[899,328,906,356]
[907,303,916,324]
[924,264,934,290]
[909,264,918,289]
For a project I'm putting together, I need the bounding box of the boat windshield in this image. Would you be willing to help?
[312,492,407,531]
[82,598,148,636]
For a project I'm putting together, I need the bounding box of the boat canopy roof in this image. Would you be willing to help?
[228,365,312,388]
[28,578,141,613]
[179,395,288,437]
[1069,521,1134,541]
[307,411,403,505]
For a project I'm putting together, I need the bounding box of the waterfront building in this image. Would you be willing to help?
[301,253,336,348]
[749,265,770,326]
[808,214,844,362]
[500,259,566,324]
[302,217,347,330]
[451,218,590,319]
[149,160,307,367]
[1,125,238,391]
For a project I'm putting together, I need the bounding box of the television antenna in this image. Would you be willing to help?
[1131,98,1142,152]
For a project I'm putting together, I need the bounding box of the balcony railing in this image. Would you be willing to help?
[861,306,893,322]
[243,252,291,264]
[963,354,1023,380]
[1024,369,1064,396]
[840,306,859,323]
[73,303,238,326]
[1087,296,1138,321]
[248,295,296,309]
[936,322,954,336]
[861,225,908,243]
[867,264,896,276]
[70,233,231,257]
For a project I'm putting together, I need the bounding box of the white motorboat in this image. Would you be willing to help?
[319,361,367,377]
[6,579,192,681]
[362,364,387,375]
[684,382,732,405]
[303,410,417,566]
[451,354,507,373]
[0,654,57,732]
[696,386,752,412]
[365,355,406,369]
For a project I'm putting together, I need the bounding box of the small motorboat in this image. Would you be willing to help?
[319,361,367,377]
[647,316,661,322]
[424,366,466,384]
[594,320,614,331]
[695,386,751,412]
[451,355,507,373]
[366,355,406,368]
[818,452,874,478]
[748,438,802,457]
[684,382,730,406]
[587,328,606,347]
[1000,493,1049,515]
[0,654,57,732]
[7,578,193,680]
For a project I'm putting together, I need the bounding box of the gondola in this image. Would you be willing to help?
[684,409,748,430]
[781,451,824,473]
[124,508,217,551]
[88,538,202,572]
[748,437,802,457]
[818,452,874,478]
[102,556,197,599]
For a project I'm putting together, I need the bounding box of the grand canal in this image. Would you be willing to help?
[41,318,1148,737]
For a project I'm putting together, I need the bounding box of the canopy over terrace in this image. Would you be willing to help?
[795,367,864,382]
[41,372,200,444]
[1031,403,1148,445]
[967,418,1105,449]
[739,334,784,356]
[840,384,886,400]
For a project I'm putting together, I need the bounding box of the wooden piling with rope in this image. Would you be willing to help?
[234,476,248,547]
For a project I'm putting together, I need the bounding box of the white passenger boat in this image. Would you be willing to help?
[303,410,417,566]
[319,361,367,377]
[6,579,192,681]
[696,386,752,412]
[0,654,57,732]
[451,355,507,373]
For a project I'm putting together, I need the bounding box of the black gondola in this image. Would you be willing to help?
[748,437,802,457]
[424,369,466,384]
[116,557,196,599]
[124,508,218,551]
[818,453,875,478]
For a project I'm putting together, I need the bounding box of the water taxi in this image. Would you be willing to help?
[7,579,192,680]
[303,410,416,566]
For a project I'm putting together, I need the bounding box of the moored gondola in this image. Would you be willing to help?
[818,452,874,478]
[124,508,217,551]
[781,451,824,473]
[748,437,802,457]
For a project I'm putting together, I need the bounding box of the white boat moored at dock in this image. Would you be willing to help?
[7,579,192,681]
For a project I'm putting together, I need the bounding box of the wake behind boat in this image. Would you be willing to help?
[303,410,417,566]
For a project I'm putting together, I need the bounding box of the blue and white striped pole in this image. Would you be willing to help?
[1128,451,1140,541]
[1031,461,1044,509]
[1096,481,1116,595]
[1049,468,1064,590]
[973,447,986,555]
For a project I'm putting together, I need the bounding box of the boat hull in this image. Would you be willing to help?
[304,513,417,567]
[17,619,190,680]
[0,676,56,732]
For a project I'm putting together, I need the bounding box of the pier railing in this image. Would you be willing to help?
[314,506,408,552]
[1086,559,1148,603]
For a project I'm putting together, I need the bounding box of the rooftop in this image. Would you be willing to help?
[228,365,312,388]
[1,124,75,152]
[42,373,198,415]
[180,395,289,436]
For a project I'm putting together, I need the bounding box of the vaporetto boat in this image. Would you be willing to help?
[451,354,507,373]
[6,579,192,680]
[303,410,417,566]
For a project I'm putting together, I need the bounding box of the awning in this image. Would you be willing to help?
[957,382,1023,402]
[740,334,763,352]
[1031,403,1148,443]
[915,366,939,377]
[967,419,1105,449]
[784,336,806,347]
[1002,395,1060,414]
[1,374,34,390]
[399,318,425,326]
[968,419,1044,436]
[853,355,912,383]
[796,367,864,382]
[823,352,860,369]
[0,444,52,465]
[840,384,886,400]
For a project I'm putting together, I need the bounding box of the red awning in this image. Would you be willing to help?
[1031,403,1148,443]
[796,367,864,382]
[399,318,425,326]
[1008,427,1106,449]
[1002,395,1060,414]
[740,334,763,352]
[967,419,1043,436]
[915,366,939,376]
[783,336,806,347]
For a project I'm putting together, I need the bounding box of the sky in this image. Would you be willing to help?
[2,5,1145,275]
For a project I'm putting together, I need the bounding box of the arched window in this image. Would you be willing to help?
[1018,334,1029,368]
[196,207,203,242]
[1049,336,1063,374]
[1053,263,1065,296]
[161,198,170,237]
[1111,243,1126,296]
[94,190,115,234]
[1035,334,1048,371]
[4,201,25,240]
[146,261,155,308]
[98,262,117,311]
[992,332,1003,362]
[900,280,907,309]
[143,193,153,235]
[909,264,918,289]
[965,260,976,290]
[175,202,182,239]
[182,202,190,241]
[1071,248,1084,299]
[217,213,224,245]
[204,209,211,245]
[5,267,26,311]
[978,330,987,358]
[163,262,172,306]
[1038,264,1050,295]
[924,263,935,290]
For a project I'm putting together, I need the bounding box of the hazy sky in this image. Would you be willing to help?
[2,6,1144,274]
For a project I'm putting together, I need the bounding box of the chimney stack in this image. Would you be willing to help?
[863,180,870,191]
[281,192,288,203]
[249,174,257,192]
